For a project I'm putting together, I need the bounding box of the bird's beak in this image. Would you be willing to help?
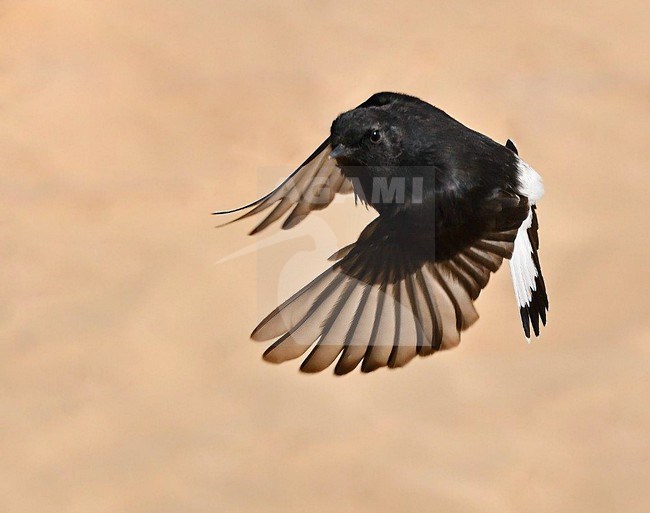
[329,144,348,159]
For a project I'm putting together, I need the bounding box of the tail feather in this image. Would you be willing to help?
[508,140,548,339]
[511,205,548,338]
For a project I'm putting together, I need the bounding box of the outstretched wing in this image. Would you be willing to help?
[213,138,354,235]
[252,192,529,374]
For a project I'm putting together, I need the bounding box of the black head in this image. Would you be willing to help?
[329,92,432,167]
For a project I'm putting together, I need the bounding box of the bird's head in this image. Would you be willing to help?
[329,98,407,167]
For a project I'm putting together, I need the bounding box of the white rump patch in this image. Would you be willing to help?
[515,157,544,203]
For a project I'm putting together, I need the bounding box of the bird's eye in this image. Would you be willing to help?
[369,130,382,144]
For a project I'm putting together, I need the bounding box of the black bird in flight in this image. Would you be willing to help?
[215,92,548,374]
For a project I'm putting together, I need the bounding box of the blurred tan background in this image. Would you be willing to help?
[1,1,649,512]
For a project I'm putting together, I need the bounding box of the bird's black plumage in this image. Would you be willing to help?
[215,92,549,373]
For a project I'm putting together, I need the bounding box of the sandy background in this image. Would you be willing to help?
[1,1,649,512]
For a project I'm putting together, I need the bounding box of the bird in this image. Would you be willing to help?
[214,92,548,374]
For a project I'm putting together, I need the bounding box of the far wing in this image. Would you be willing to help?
[213,138,354,235]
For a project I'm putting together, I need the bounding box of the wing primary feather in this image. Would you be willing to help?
[360,282,390,373]
[334,254,384,374]
[386,281,420,368]
[248,197,295,235]
[474,239,513,259]
[422,265,444,350]
[300,278,357,373]
[387,282,403,368]
[213,138,347,233]
[426,272,461,350]
[310,166,339,207]
[334,283,372,375]
[444,260,480,300]
[432,266,463,332]
[275,273,346,337]
[251,163,325,234]
[262,275,347,363]
[413,268,436,355]
[328,243,355,262]
[483,230,518,242]
[435,266,479,330]
[282,149,331,229]
[403,271,425,354]
[464,247,501,273]
[251,267,335,341]
[212,148,317,217]
[455,253,490,289]
[212,193,280,216]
